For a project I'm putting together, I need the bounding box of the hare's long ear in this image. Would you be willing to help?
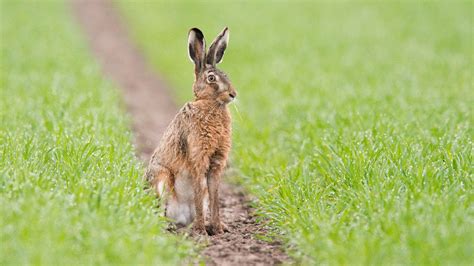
[206,27,229,66]
[188,28,206,74]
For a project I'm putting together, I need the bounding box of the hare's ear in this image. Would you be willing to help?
[188,28,206,73]
[206,27,229,66]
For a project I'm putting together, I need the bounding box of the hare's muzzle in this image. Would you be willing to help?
[229,87,237,100]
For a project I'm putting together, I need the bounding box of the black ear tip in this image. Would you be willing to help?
[189,28,204,39]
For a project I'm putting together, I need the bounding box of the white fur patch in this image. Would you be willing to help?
[166,169,209,226]
[167,197,195,226]
[200,178,207,188]
[157,180,165,196]
[175,170,194,202]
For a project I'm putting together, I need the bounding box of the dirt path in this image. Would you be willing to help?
[71,0,289,264]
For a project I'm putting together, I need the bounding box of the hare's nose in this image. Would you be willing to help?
[229,92,236,99]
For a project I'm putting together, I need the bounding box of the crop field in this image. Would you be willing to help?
[0,1,193,264]
[1,0,472,265]
[119,1,473,264]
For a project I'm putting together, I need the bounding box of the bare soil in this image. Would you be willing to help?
[71,0,290,264]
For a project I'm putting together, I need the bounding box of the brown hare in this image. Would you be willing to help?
[145,27,236,235]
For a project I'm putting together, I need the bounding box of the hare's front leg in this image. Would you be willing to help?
[191,156,210,235]
[206,151,229,235]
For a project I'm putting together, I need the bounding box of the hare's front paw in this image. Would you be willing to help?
[207,222,229,235]
[192,222,208,236]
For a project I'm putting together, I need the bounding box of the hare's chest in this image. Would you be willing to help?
[187,106,231,151]
[198,122,228,146]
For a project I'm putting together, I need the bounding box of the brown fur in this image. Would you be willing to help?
[145,27,236,235]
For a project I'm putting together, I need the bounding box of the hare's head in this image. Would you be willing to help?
[188,27,237,104]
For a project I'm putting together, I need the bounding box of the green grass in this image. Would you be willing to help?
[119,1,473,265]
[0,1,193,264]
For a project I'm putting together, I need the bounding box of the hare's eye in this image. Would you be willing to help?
[207,74,216,83]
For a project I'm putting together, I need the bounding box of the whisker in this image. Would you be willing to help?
[232,100,244,122]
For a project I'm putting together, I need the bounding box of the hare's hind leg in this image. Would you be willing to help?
[168,169,197,227]
[145,164,172,198]
[145,165,177,224]
[147,166,200,227]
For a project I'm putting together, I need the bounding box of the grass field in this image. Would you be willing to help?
[0,1,193,264]
[119,1,473,264]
